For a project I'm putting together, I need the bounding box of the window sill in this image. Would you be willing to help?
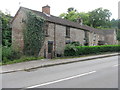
[65,36,70,38]
[45,35,49,37]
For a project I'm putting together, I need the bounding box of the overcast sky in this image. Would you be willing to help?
[0,0,119,19]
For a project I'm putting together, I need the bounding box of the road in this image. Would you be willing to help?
[2,56,118,88]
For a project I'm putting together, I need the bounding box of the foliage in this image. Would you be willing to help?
[59,7,113,29]
[2,55,44,65]
[64,45,120,56]
[117,29,120,41]
[64,44,78,56]
[0,11,12,47]
[78,12,90,25]
[24,11,45,56]
[118,19,120,29]
[59,7,80,22]
[117,19,120,41]
[70,41,81,46]
[110,19,118,29]
[89,8,112,28]
[2,46,44,65]
[2,46,22,63]
[0,45,1,62]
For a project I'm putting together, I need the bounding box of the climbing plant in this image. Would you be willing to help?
[24,11,45,56]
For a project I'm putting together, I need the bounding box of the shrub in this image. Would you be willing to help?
[0,45,2,62]
[2,46,44,64]
[70,41,81,46]
[64,44,78,56]
[64,45,120,56]
[2,46,22,63]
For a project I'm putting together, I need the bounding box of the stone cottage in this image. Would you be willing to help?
[11,5,117,58]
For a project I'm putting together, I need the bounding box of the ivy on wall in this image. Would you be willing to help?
[23,11,45,56]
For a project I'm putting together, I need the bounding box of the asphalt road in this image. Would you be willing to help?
[2,56,118,88]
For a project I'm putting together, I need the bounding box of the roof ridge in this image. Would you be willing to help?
[15,6,115,33]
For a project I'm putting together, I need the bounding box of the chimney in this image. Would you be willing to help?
[42,5,50,15]
[77,18,83,25]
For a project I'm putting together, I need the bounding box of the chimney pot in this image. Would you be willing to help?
[77,18,83,25]
[42,5,50,15]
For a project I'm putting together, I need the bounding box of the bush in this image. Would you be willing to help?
[2,46,22,63]
[0,46,2,62]
[64,45,120,56]
[64,44,78,56]
[70,41,81,46]
[2,46,44,64]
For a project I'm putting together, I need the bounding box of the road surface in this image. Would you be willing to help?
[2,56,118,88]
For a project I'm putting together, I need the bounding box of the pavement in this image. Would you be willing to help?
[0,53,119,74]
[2,55,118,88]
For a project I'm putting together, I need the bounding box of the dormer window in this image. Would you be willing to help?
[66,26,70,38]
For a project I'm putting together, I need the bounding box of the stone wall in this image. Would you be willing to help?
[105,31,117,45]
[70,28,85,45]
[55,24,66,55]
[39,23,85,57]
[39,23,55,57]
[12,8,27,52]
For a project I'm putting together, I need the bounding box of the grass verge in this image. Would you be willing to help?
[2,56,44,65]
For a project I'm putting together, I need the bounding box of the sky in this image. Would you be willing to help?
[0,0,119,19]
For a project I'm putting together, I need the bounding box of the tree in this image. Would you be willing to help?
[78,12,90,26]
[0,11,12,47]
[117,19,120,41]
[89,8,112,28]
[59,7,112,28]
[110,19,118,29]
[59,7,80,22]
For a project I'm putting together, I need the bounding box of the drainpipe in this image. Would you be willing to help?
[54,23,56,57]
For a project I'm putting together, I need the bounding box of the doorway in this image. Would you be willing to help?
[48,41,53,59]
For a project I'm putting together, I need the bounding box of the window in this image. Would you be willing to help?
[48,41,53,53]
[66,26,70,38]
[66,40,71,44]
[44,23,49,36]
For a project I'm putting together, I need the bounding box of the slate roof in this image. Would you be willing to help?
[14,7,115,35]
[21,7,97,31]
[94,29,115,35]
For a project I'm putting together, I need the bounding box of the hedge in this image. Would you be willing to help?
[64,45,120,56]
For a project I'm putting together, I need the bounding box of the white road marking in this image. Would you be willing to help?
[27,71,96,88]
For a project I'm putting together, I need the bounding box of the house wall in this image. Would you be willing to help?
[105,31,117,45]
[39,23,55,57]
[55,24,66,55]
[12,8,27,52]
[39,22,85,58]
[87,32,100,46]
[70,28,85,46]
[97,30,117,45]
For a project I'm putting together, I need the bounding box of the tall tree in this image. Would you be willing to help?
[117,19,120,41]
[59,7,80,22]
[78,12,90,26]
[110,19,118,28]
[89,8,112,28]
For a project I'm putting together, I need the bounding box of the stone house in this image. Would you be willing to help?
[11,5,117,58]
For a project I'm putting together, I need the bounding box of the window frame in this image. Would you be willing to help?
[66,26,70,38]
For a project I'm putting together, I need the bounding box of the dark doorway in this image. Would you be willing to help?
[44,49,46,58]
[48,41,53,59]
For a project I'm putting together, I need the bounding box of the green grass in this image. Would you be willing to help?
[2,56,44,65]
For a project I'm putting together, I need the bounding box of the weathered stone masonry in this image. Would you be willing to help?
[12,6,118,58]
